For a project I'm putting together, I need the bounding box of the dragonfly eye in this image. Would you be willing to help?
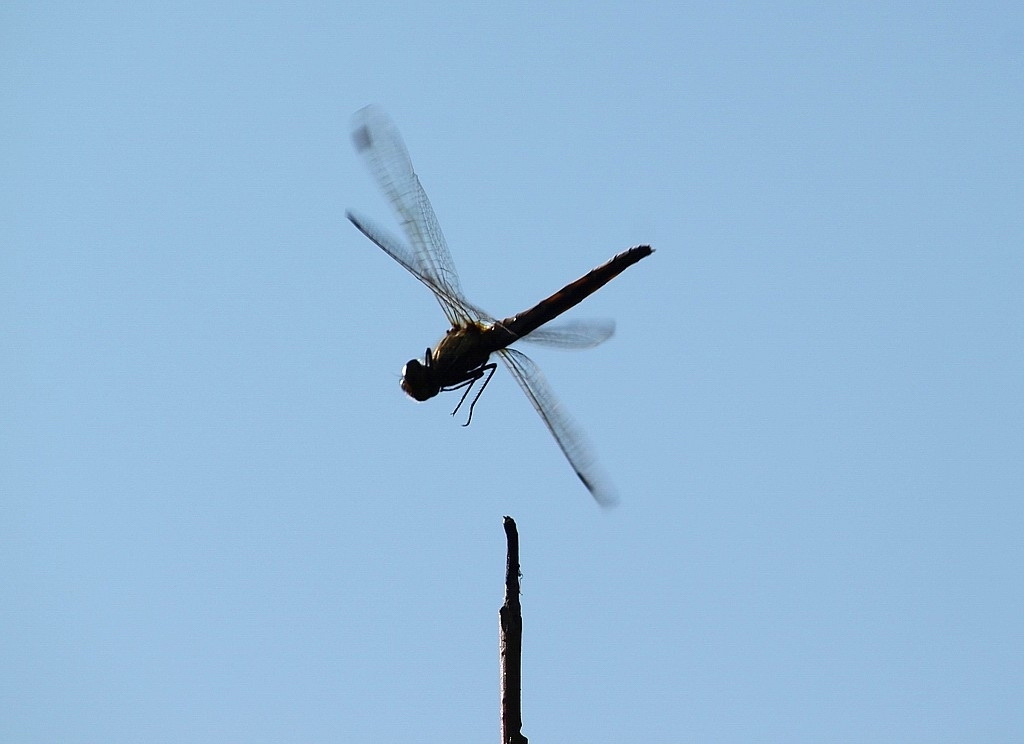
[400,359,439,401]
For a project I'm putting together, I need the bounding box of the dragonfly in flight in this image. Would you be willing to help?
[347,106,652,505]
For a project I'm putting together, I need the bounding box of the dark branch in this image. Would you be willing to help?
[499,517,528,744]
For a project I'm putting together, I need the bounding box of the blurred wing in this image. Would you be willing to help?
[350,105,473,326]
[498,347,617,506]
[347,211,494,324]
[518,319,615,349]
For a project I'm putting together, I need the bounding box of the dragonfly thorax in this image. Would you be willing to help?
[400,328,495,403]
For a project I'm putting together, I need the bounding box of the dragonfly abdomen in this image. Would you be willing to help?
[499,245,654,340]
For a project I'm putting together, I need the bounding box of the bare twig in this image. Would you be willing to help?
[499,516,528,744]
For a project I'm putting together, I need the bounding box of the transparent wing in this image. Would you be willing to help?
[347,211,495,324]
[350,105,474,326]
[518,319,616,349]
[498,347,617,506]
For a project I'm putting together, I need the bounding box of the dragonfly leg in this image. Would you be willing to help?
[461,363,497,427]
[449,375,480,419]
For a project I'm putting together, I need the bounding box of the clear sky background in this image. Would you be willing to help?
[4,1,1022,742]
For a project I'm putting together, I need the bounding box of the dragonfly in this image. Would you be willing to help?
[347,105,653,505]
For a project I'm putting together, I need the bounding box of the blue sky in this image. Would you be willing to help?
[4,1,1022,741]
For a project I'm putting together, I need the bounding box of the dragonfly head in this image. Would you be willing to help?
[401,355,439,401]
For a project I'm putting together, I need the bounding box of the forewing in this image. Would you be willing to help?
[518,319,616,349]
[351,105,473,325]
[498,347,617,506]
[347,211,494,323]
